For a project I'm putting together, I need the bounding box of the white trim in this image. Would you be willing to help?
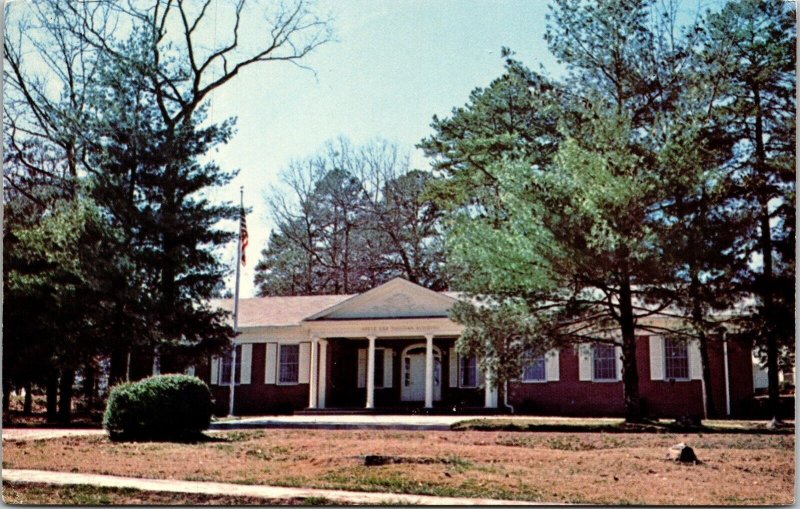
[723,334,730,416]
[382,348,393,389]
[265,343,278,384]
[578,344,592,381]
[239,344,252,384]
[304,278,458,321]
[448,347,458,387]
[210,356,219,385]
[649,335,665,381]
[545,349,560,382]
[298,342,311,384]
[688,340,703,380]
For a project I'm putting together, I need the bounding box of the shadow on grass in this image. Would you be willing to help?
[107,430,228,444]
[451,419,795,435]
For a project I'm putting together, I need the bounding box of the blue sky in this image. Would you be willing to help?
[212,1,565,296]
[206,0,714,297]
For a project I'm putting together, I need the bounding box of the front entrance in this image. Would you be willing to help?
[401,345,441,402]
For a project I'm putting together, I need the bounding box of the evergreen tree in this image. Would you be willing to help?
[85,33,238,373]
[696,0,795,420]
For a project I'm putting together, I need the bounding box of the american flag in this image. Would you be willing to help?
[239,206,248,266]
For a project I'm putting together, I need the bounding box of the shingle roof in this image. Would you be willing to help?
[212,294,354,328]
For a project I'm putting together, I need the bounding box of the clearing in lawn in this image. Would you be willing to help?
[2,429,794,505]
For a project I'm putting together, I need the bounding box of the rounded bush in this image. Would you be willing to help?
[103,374,212,441]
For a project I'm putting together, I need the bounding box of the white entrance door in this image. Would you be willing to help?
[401,346,441,402]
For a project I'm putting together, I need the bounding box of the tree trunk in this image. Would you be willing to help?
[752,83,780,421]
[23,381,33,415]
[109,347,128,387]
[690,269,715,418]
[58,370,75,424]
[618,268,643,423]
[84,362,96,411]
[46,374,59,422]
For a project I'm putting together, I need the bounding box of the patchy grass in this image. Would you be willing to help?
[1,482,341,505]
[451,417,795,434]
[3,429,794,505]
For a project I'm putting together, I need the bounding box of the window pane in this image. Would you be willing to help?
[593,344,616,380]
[219,345,241,384]
[460,356,477,387]
[523,353,546,381]
[664,339,689,379]
[279,345,299,384]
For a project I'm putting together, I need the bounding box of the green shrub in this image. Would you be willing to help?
[103,374,212,441]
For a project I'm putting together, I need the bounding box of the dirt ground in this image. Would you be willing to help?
[2,429,794,505]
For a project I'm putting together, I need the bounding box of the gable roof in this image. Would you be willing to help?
[212,294,353,328]
[304,277,458,321]
[212,278,460,328]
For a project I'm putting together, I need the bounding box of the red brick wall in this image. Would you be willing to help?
[203,334,757,418]
[507,344,625,416]
[509,336,708,419]
[209,343,311,416]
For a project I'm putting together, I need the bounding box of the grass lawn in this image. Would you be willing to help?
[3,429,794,505]
[2,482,336,505]
[452,417,795,434]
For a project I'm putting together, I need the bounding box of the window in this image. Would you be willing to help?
[664,338,689,380]
[374,349,385,388]
[279,344,300,384]
[522,352,546,382]
[220,345,242,385]
[459,355,477,388]
[593,343,616,380]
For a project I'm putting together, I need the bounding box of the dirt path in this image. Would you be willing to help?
[2,429,108,441]
[2,469,540,506]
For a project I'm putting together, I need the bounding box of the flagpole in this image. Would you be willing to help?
[229,186,243,417]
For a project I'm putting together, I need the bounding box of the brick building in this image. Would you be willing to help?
[200,278,761,418]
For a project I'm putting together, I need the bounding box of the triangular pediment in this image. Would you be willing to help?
[304,278,457,320]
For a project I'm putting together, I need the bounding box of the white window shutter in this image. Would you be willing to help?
[649,336,664,381]
[615,345,623,380]
[545,349,560,381]
[265,343,277,384]
[210,356,219,385]
[357,348,366,388]
[239,344,252,384]
[449,348,458,387]
[477,359,486,387]
[578,344,592,381]
[298,342,311,383]
[383,348,393,388]
[688,340,702,380]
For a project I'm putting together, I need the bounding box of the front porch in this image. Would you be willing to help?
[307,335,498,412]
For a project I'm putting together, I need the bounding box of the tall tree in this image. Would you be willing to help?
[84,33,239,374]
[4,0,333,416]
[696,0,795,421]
[256,139,447,296]
[423,0,700,421]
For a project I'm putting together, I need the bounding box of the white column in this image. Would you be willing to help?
[425,335,434,408]
[484,364,497,409]
[366,336,376,409]
[308,337,319,409]
[318,339,328,409]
